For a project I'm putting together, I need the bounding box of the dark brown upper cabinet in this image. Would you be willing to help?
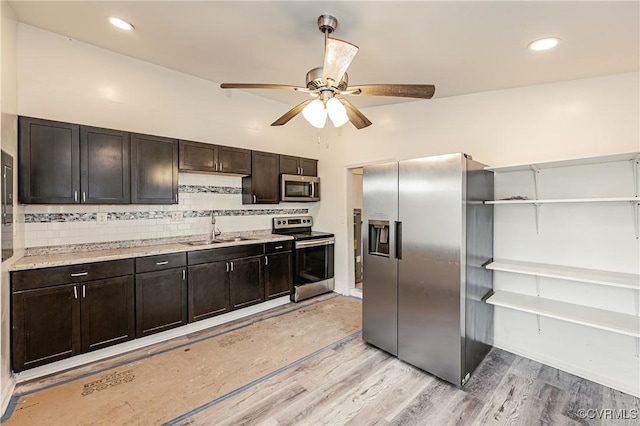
[81,126,130,204]
[131,133,178,204]
[242,151,280,204]
[19,117,80,204]
[19,118,131,204]
[279,155,318,177]
[179,140,251,175]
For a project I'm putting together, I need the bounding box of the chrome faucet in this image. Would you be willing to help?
[211,212,221,240]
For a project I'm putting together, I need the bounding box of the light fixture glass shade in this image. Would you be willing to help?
[326,98,349,127]
[302,99,327,128]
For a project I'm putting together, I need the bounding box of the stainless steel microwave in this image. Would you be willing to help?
[281,174,320,202]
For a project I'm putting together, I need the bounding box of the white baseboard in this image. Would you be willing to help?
[349,288,362,299]
[14,296,290,384]
[1,375,15,418]
[493,338,640,398]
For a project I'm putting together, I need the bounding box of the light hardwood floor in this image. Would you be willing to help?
[10,294,640,426]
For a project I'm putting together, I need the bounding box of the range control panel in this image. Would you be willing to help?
[272,215,313,230]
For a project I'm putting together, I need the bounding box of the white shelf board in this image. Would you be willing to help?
[487,291,640,338]
[485,152,639,173]
[485,197,638,205]
[487,260,640,290]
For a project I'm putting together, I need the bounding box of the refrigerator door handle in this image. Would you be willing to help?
[395,221,402,260]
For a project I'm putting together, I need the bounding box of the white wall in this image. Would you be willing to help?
[311,72,639,396]
[0,0,21,415]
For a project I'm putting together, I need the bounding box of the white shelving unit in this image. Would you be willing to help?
[487,291,640,338]
[486,152,640,236]
[486,291,640,338]
[486,152,640,358]
[486,260,640,290]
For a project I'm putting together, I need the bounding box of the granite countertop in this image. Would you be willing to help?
[10,233,294,271]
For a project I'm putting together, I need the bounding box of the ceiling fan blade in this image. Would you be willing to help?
[339,98,372,130]
[271,99,313,126]
[322,38,358,86]
[348,84,435,99]
[221,83,307,91]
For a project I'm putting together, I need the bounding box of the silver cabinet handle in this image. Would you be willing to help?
[175,194,178,203]
[226,262,229,272]
[230,261,234,272]
[183,269,186,280]
[156,261,169,266]
[301,167,304,175]
[73,286,78,299]
[253,195,256,203]
[214,162,218,171]
[264,256,268,266]
[219,162,223,171]
[82,192,86,202]
[71,272,88,277]
[82,284,86,299]
[275,246,283,250]
[74,191,78,202]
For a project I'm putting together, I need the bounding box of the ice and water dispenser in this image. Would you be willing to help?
[368,220,390,257]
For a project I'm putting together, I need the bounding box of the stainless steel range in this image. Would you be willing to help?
[272,216,334,302]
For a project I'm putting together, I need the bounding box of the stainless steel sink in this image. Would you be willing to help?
[185,240,222,246]
[184,237,253,246]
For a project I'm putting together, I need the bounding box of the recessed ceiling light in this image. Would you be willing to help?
[528,37,560,51]
[109,17,134,31]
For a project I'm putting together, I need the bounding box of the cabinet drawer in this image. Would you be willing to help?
[265,241,293,254]
[12,259,134,291]
[136,252,186,273]
[188,244,263,266]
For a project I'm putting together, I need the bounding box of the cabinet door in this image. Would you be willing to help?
[279,155,300,175]
[131,134,178,204]
[243,151,279,204]
[187,261,229,322]
[299,158,318,177]
[179,140,217,172]
[81,126,131,204]
[18,117,80,204]
[81,276,135,352]
[264,252,292,300]
[229,256,264,310]
[12,284,80,372]
[218,146,251,175]
[135,268,187,337]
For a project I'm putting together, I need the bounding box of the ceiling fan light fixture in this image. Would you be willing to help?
[302,99,327,128]
[326,98,349,127]
[528,37,560,51]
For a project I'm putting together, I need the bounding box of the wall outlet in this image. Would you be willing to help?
[96,213,108,224]
[171,211,184,221]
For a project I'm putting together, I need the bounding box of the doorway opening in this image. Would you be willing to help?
[352,168,364,292]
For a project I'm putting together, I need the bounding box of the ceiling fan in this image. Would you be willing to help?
[220,15,435,130]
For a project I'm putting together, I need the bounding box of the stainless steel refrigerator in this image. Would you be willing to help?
[362,153,494,386]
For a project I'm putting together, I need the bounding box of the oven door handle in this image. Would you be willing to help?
[295,237,335,249]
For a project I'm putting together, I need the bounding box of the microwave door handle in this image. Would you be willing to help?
[311,182,315,199]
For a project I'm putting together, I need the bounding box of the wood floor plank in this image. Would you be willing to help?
[464,348,517,401]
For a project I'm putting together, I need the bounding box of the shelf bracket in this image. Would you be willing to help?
[536,314,541,334]
[636,337,639,358]
[535,276,541,297]
[530,165,541,200]
[633,201,639,239]
[635,289,639,317]
[534,203,542,234]
[632,155,640,198]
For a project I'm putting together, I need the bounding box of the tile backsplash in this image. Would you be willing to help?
[23,173,318,248]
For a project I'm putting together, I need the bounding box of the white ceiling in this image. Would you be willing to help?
[8,1,640,109]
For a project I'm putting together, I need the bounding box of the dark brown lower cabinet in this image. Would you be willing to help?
[12,284,80,372]
[229,255,264,310]
[188,261,229,322]
[81,276,135,352]
[135,268,187,337]
[264,252,292,300]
